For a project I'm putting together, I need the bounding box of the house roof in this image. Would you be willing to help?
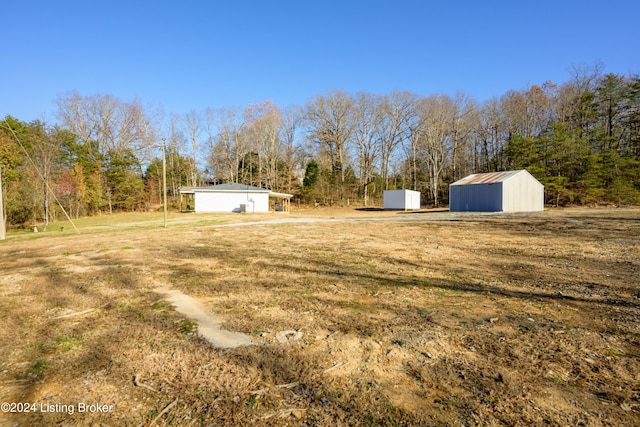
[180,183,270,193]
[179,183,293,198]
[450,170,532,186]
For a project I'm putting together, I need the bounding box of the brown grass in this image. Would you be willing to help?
[0,207,639,425]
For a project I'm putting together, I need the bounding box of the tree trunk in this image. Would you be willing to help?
[412,144,418,191]
[43,169,49,231]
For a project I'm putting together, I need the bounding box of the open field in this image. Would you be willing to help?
[1,207,639,426]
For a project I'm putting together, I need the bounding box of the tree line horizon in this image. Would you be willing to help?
[1,64,639,229]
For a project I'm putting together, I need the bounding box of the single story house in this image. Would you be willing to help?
[179,183,293,213]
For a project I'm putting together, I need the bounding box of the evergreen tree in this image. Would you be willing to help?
[302,160,319,189]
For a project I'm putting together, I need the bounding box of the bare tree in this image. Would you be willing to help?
[244,101,283,189]
[449,92,477,181]
[500,85,553,141]
[205,107,246,184]
[418,95,455,207]
[280,104,304,192]
[56,91,98,158]
[56,91,158,161]
[305,90,355,201]
[183,110,203,186]
[399,93,426,191]
[568,61,604,94]
[474,98,506,172]
[352,92,380,205]
[375,91,414,190]
[167,115,188,197]
[29,124,69,229]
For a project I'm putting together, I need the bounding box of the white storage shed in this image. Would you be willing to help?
[449,170,544,212]
[383,189,421,210]
[179,183,292,213]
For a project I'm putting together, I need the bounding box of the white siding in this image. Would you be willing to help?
[384,190,421,210]
[405,190,421,209]
[502,172,544,212]
[195,192,269,213]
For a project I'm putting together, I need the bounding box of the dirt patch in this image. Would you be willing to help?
[0,207,639,425]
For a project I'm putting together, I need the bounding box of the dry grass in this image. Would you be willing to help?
[0,207,639,426]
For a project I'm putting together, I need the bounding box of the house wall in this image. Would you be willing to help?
[383,190,421,210]
[502,172,544,212]
[449,183,503,212]
[194,192,269,213]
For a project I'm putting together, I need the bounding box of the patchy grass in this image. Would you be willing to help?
[0,207,639,425]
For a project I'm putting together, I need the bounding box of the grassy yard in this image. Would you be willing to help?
[0,208,639,425]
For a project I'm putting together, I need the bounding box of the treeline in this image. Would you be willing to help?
[1,66,639,228]
[299,68,640,207]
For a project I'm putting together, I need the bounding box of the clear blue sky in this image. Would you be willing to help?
[2,0,639,123]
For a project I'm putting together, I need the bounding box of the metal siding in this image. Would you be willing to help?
[502,174,519,212]
[383,190,403,209]
[451,170,522,186]
[451,170,544,212]
[502,171,544,212]
[406,190,421,209]
[449,185,460,211]
[501,175,518,212]
[450,183,502,212]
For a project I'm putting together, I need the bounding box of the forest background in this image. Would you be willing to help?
[1,64,639,229]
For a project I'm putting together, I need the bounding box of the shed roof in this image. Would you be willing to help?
[450,170,531,186]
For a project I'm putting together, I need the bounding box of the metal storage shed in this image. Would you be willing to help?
[383,189,421,210]
[179,183,292,213]
[449,170,544,212]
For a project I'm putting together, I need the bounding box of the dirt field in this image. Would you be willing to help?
[1,207,639,426]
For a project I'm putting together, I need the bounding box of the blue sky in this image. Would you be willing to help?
[2,0,639,123]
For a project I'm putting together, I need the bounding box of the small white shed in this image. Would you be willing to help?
[449,170,544,212]
[383,189,421,210]
[179,183,292,213]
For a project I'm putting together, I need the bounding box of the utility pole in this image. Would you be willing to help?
[0,165,5,240]
[162,142,168,228]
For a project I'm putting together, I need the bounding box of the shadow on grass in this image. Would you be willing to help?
[253,258,640,312]
[2,253,426,426]
[4,213,638,425]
